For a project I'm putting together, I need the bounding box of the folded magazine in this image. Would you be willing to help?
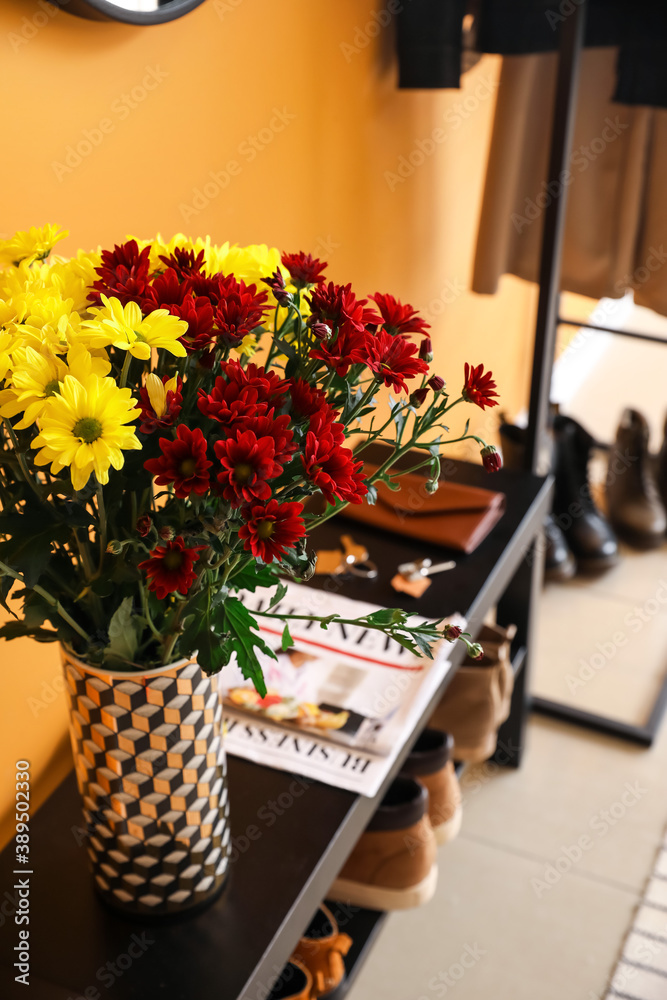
[221,581,465,796]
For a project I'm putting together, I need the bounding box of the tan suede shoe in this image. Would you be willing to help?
[291,903,352,998]
[328,776,437,911]
[401,730,462,844]
[429,623,516,763]
[268,958,313,1000]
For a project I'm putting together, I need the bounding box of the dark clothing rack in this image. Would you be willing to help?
[526,0,667,746]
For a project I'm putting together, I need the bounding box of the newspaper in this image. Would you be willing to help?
[221,581,465,797]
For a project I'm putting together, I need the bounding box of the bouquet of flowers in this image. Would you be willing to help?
[0,225,501,693]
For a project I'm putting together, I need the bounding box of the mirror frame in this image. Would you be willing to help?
[51,0,207,24]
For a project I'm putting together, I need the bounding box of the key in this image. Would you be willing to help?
[397,557,457,581]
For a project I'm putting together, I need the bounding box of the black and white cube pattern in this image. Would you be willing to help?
[62,651,231,915]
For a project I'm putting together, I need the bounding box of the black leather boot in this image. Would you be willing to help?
[552,415,618,573]
[606,409,666,548]
[499,422,575,581]
[658,414,667,516]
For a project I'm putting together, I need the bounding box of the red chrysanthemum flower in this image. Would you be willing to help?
[212,275,269,348]
[142,268,192,313]
[307,282,378,333]
[190,272,226,304]
[244,413,296,467]
[302,417,367,505]
[238,499,306,563]
[144,425,213,498]
[309,323,366,378]
[351,330,428,394]
[198,378,264,430]
[214,430,281,506]
[138,375,183,434]
[289,378,332,421]
[280,252,327,289]
[172,295,215,353]
[481,444,503,473]
[139,536,205,601]
[222,360,289,406]
[89,239,151,307]
[158,247,206,280]
[462,363,499,410]
[371,293,430,338]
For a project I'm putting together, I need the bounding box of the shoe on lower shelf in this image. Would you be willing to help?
[400,729,462,844]
[268,958,313,1000]
[291,903,352,999]
[328,775,437,912]
[428,623,516,764]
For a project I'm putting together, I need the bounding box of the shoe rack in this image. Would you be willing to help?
[524,0,667,748]
[0,454,552,998]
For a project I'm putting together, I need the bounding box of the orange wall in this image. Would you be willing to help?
[0,0,537,846]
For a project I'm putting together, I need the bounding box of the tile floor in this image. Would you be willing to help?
[350,379,667,997]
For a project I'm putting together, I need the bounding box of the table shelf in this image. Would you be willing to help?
[0,459,551,1000]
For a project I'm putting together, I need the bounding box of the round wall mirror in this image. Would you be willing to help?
[52,0,207,24]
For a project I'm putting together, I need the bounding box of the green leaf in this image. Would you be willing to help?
[221,598,276,696]
[365,608,405,627]
[267,581,287,610]
[106,597,141,662]
[232,562,278,592]
[281,624,294,651]
[196,625,227,675]
[0,575,16,618]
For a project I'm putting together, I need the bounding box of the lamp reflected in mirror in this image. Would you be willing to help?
[51,0,207,24]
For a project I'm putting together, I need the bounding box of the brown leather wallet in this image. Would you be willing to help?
[342,465,506,553]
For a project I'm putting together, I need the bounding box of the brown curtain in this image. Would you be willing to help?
[472,48,667,316]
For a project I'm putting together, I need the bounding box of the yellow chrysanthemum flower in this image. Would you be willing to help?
[215,243,281,285]
[0,329,24,383]
[32,374,141,491]
[82,296,187,360]
[46,249,101,312]
[147,233,193,272]
[20,293,82,354]
[0,225,67,267]
[143,372,179,418]
[233,334,259,359]
[7,343,110,428]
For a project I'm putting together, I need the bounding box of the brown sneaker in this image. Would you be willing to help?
[268,958,313,1000]
[401,730,462,844]
[328,776,437,911]
[291,903,352,998]
[429,623,516,763]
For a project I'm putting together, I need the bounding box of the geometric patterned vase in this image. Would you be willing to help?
[61,647,231,916]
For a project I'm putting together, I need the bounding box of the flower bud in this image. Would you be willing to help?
[419,337,433,362]
[159,525,176,541]
[481,444,502,473]
[425,479,439,495]
[443,624,462,640]
[263,268,292,307]
[310,321,331,341]
[409,387,429,408]
[427,375,445,393]
[468,642,484,661]
[136,514,153,537]
[106,540,123,555]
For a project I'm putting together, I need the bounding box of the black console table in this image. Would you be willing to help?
[0,459,551,1000]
